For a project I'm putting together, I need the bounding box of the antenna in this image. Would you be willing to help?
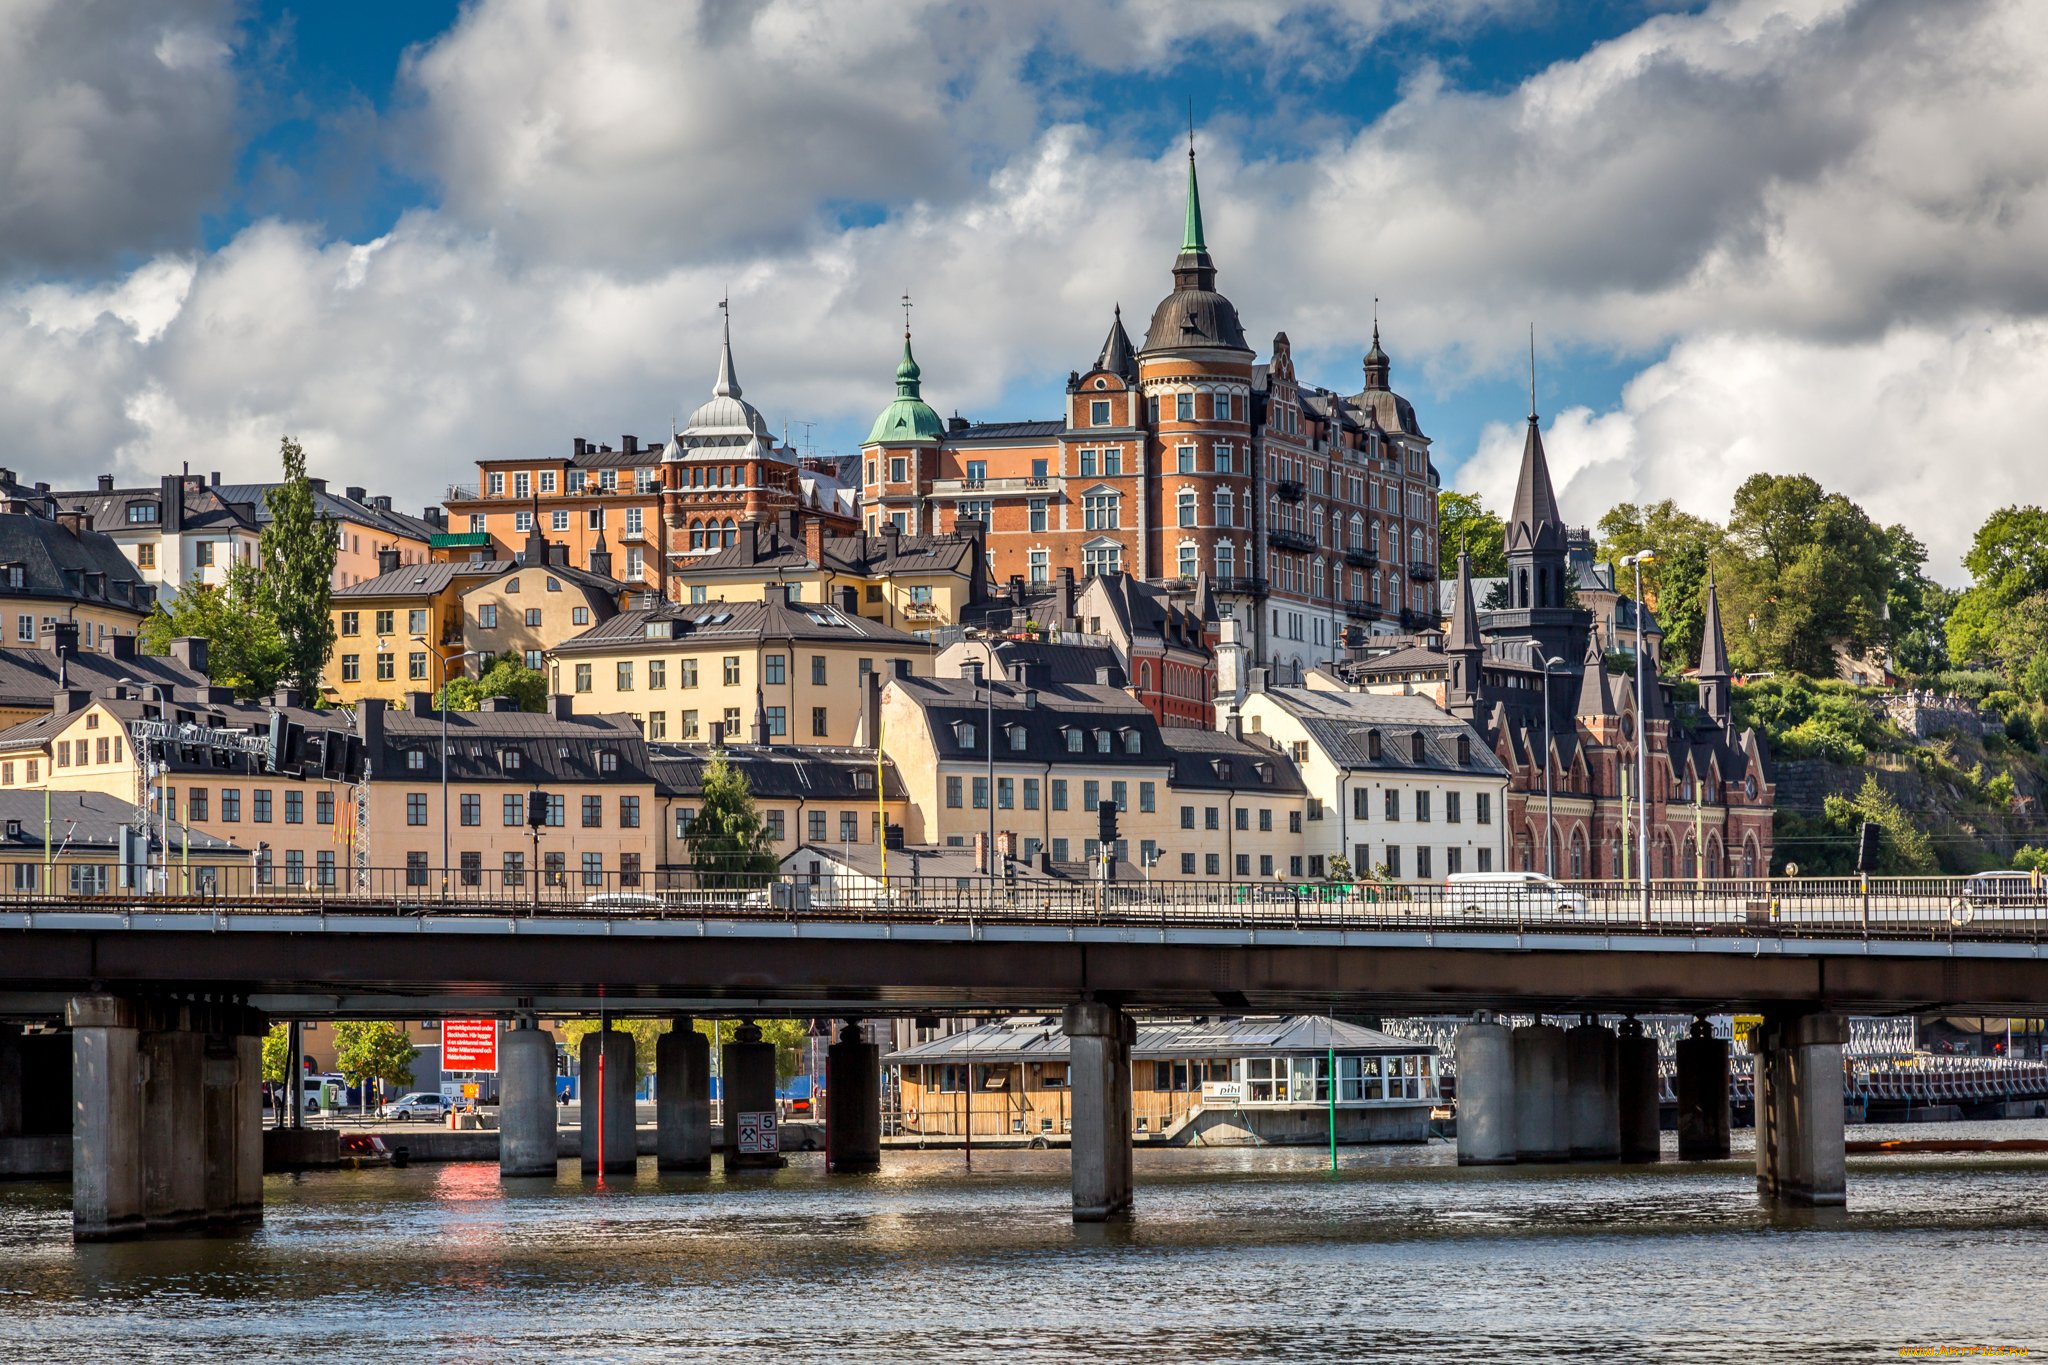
[1528,322,1538,421]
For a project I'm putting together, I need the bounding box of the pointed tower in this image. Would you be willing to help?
[1445,549,1484,722]
[1095,305,1137,379]
[1138,139,1249,356]
[1576,633,1615,720]
[1493,333,1585,668]
[1363,320,1390,392]
[1697,575,1732,725]
[861,314,944,536]
[865,329,943,445]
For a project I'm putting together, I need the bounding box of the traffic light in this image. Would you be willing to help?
[1856,820,1881,874]
[527,789,550,829]
[1097,799,1118,846]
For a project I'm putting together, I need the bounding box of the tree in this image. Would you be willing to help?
[1947,505,2048,684]
[261,1022,292,1085]
[260,435,338,696]
[1437,491,1506,579]
[436,651,548,712]
[686,755,778,887]
[1820,777,1937,875]
[140,559,290,698]
[558,1018,669,1080]
[331,1021,417,1094]
[559,1017,813,1084]
[1596,501,1725,670]
[1715,474,1897,677]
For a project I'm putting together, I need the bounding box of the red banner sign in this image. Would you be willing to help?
[441,1019,499,1072]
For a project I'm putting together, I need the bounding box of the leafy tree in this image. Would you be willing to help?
[331,1020,417,1092]
[261,1022,291,1085]
[436,651,547,712]
[1715,474,1898,677]
[2013,846,2048,873]
[1596,500,1725,669]
[559,1019,669,1081]
[259,436,339,696]
[140,559,290,697]
[559,1018,813,1084]
[1820,776,1937,874]
[1436,491,1506,579]
[686,755,778,887]
[1947,506,2048,692]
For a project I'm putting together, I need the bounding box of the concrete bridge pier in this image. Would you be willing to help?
[1676,1016,1732,1160]
[722,1022,786,1171]
[1616,1016,1662,1163]
[1753,1012,1848,1207]
[1512,1019,1569,1162]
[196,1003,265,1228]
[141,1006,205,1233]
[655,1019,711,1172]
[1452,1011,1516,1165]
[499,1019,559,1178]
[1566,1016,1620,1161]
[1065,1001,1134,1221]
[579,1028,637,1176]
[230,1024,263,1223]
[825,1020,881,1174]
[68,995,143,1240]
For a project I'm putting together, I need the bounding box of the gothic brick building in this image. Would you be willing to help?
[858,144,1442,680]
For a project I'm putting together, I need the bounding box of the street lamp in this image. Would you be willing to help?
[1538,655,1567,879]
[415,638,486,889]
[1620,551,1657,926]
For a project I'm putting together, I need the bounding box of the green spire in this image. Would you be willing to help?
[1182,146,1207,253]
[895,332,922,395]
[866,326,943,446]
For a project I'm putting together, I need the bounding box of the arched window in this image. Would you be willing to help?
[721,518,737,548]
[689,520,704,550]
[1569,827,1586,880]
[1518,568,1530,607]
[1349,512,1364,549]
[1681,834,1697,878]
[1409,527,1423,563]
[1707,834,1724,878]
[1742,834,1759,878]
[1138,661,1150,691]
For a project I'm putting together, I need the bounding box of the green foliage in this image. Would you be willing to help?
[330,1020,417,1091]
[2013,846,2048,873]
[558,1019,668,1080]
[1947,505,2048,671]
[1325,853,1353,883]
[140,559,289,698]
[259,436,339,696]
[685,756,778,888]
[1778,717,1867,765]
[436,652,547,712]
[558,1018,812,1084]
[1731,676,1891,759]
[1819,776,1938,874]
[1437,491,1507,579]
[1928,671,2003,702]
[1985,771,2018,807]
[261,1022,291,1085]
[1596,500,1726,669]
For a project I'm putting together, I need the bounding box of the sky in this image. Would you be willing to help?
[4,0,2046,582]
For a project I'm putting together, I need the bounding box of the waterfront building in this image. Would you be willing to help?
[0,628,199,729]
[886,1014,1439,1144]
[549,594,933,747]
[858,145,1441,681]
[0,498,157,651]
[0,788,250,895]
[650,743,909,878]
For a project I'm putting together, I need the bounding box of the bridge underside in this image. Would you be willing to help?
[4,918,2045,1019]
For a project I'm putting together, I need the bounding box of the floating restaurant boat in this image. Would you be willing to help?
[885,1015,1440,1146]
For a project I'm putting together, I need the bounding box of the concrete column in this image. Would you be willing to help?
[0,1024,21,1140]
[1565,1016,1620,1161]
[1753,1012,1847,1206]
[1064,1001,1134,1221]
[655,1020,711,1172]
[722,1022,785,1171]
[1452,1011,1516,1165]
[499,1022,560,1178]
[825,1020,881,1174]
[231,1025,263,1223]
[1675,1016,1732,1160]
[578,1029,637,1176]
[141,1006,205,1232]
[1616,1016,1661,1164]
[68,995,143,1241]
[200,1022,241,1226]
[1511,1018,1569,1162]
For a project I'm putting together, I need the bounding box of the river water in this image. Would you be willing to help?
[5,1122,2048,1363]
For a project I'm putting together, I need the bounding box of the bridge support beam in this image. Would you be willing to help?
[231,1024,263,1223]
[722,1022,786,1171]
[1616,1016,1661,1163]
[142,1007,205,1232]
[1453,1011,1515,1165]
[825,1020,881,1174]
[1676,1017,1732,1160]
[1566,1016,1620,1161]
[1065,1001,1134,1221]
[1512,1019,1568,1162]
[499,1020,559,1178]
[1753,1012,1847,1206]
[579,1028,637,1176]
[656,1019,711,1173]
[199,1007,264,1229]
[68,995,143,1240]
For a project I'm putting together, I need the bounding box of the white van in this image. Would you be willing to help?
[1444,872,1586,918]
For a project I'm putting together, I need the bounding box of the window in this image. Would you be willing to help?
[681,709,700,739]
[765,706,786,738]
[502,852,525,887]
[619,795,640,829]
[723,656,741,686]
[1178,489,1197,527]
[1023,778,1039,810]
[840,811,859,841]
[582,852,604,887]
[196,541,215,567]
[525,608,543,628]
[575,663,592,693]
[285,791,303,824]
[457,793,480,827]
[811,655,827,686]
[679,659,698,688]
[582,795,603,828]
[647,711,667,739]
[1176,392,1195,421]
[1139,782,1155,814]
[377,654,395,681]
[616,662,634,691]
[1051,779,1068,811]
[253,790,272,823]
[764,655,785,685]
[374,610,394,635]
[1477,793,1492,825]
[1216,392,1234,422]
[1446,792,1462,824]
[946,776,963,808]
[409,651,428,681]
[889,457,906,482]
[220,789,240,822]
[812,707,829,738]
[406,852,429,887]
[503,793,524,826]
[972,777,989,810]
[341,611,360,636]
[1028,499,1047,533]
[1091,399,1111,426]
[763,810,785,842]
[1417,791,1432,823]
[315,791,333,825]
[1083,491,1119,530]
[1385,788,1400,822]
[70,865,110,895]
[1082,543,1121,577]
[807,810,827,841]
[1029,549,1049,585]
[406,793,428,826]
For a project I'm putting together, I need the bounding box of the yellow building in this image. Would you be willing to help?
[0,500,158,652]
[670,513,988,638]
[649,745,909,877]
[549,592,934,746]
[0,789,250,895]
[443,438,664,592]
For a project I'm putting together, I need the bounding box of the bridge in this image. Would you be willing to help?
[4,872,2045,1236]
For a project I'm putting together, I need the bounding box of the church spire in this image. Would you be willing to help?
[1506,332,1563,556]
[1363,301,1390,391]
[1697,574,1732,724]
[1445,548,1484,720]
[1095,304,1136,378]
[1182,130,1207,253]
[713,298,741,399]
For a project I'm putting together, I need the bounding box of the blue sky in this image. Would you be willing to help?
[5,0,2046,578]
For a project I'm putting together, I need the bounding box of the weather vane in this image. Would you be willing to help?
[901,290,913,338]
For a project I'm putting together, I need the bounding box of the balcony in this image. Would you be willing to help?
[1344,547,1378,570]
[1342,599,1382,622]
[1400,608,1440,631]
[1213,576,1268,596]
[1273,479,1306,502]
[929,475,1055,498]
[1408,561,1439,582]
[1267,528,1317,554]
[446,484,482,503]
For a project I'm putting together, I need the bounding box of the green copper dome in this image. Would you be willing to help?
[865,333,944,444]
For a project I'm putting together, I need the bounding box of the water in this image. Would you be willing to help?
[6,1123,2048,1363]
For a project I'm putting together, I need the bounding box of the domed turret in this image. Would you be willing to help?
[666,310,774,460]
[1138,143,1249,356]
[865,331,944,444]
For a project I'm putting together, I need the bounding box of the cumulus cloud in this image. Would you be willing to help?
[0,0,239,276]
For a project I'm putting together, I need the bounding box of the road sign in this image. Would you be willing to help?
[441,1019,499,1071]
[736,1110,780,1154]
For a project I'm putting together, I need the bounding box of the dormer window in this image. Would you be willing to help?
[1065,728,1083,753]
[1410,732,1426,763]
[406,749,426,770]
[955,721,976,749]
[1122,729,1141,755]
[1008,725,1027,751]
[854,770,874,791]
[1255,762,1272,785]
[1094,729,1110,754]
[1211,759,1230,780]
[599,751,618,773]
[500,749,521,770]
[1457,734,1471,765]
[1367,730,1382,761]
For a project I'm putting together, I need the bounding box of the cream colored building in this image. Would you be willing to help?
[649,745,909,876]
[0,500,158,652]
[550,593,933,746]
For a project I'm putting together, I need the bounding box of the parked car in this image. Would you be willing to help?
[387,1092,453,1121]
[1444,872,1587,917]
[582,892,664,913]
[1958,871,2047,910]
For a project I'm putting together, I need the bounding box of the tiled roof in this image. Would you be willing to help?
[554,598,928,652]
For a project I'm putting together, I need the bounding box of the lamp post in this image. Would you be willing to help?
[1621,551,1657,926]
[415,639,485,889]
[1538,655,1566,879]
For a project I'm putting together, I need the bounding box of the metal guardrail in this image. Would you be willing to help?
[2,872,2044,943]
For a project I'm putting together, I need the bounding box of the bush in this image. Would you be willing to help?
[1925,670,2003,702]
[1986,771,2018,807]
[1777,717,1868,764]
[2014,846,2048,873]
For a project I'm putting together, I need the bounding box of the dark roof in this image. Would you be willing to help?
[892,673,1176,768]
[948,420,1064,442]
[0,510,156,614]
[680,522,981,581]
[1505,417,1564,554]
[374,703,656,786]
[0,642,204,711]
[648,744,906,803]
[1155,726,1307,794]
[572,447,660,470]
[782,842,1067,884]
[0,690,336,775]
[0,790,245,858]
[555,598,928,652]
[1093,308,1137,379]
[213,482,438,543]
[986,640,1121,685]
[1256,689,1507,777]
[1697,578,1729,678]
[53,482,262,536]
[886,1014,1428,1064]
[1085,572,1214,651]
[334,561,509,598]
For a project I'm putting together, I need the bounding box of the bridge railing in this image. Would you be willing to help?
[2,869,2041,942]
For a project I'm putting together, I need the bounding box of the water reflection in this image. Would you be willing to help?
[2,1123,2047,1362]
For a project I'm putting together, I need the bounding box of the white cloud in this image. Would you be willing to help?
[0,0,239,275]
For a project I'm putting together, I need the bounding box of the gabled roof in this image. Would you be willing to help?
[375,703,657,786]
[212,482,439,543]
[554,597,929,652]
[1155,726,1307,794]
[1253,688,1506,777]
[0,510,155,614]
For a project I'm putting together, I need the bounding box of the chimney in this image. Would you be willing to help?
[408,691,433,717]
[424,507,447,528]
[972,833,989,877]
[210,471,221,486]
[708,720,726,748]
[883,823,906,851]
[96,474,114,493]
[550,694,575,721]
[881,520,901,551]
[1055,567,1075,629]
[50,688,91,715]
[170,636,208,674]
[961,660,983,689]
[861,671,882,747]
[573,438,588,457]
[764,582,786,604]
[839,585,860,614]
[1227,707,1244,741]
[997,831,1018,862]
[376,546,400,576]
[480,695,519,712]
[47,621,80,661]
[55,508,88,538]
[357,696,386,752]
[372,495,392,512]
[892,658,913,677]
[588,532,612,579]
[159,474,185,534]
[803,514,825,566]
[1094,663,1126,688]
[622,435,638,455]
[107,632,137,662]
[1008,576,1024,606]
[274,685,303,709]
[736,520,759,567]
[776,508,796,545]
[345,486,367,503]
[1249,665,1270,695]
[548,543,568,566]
